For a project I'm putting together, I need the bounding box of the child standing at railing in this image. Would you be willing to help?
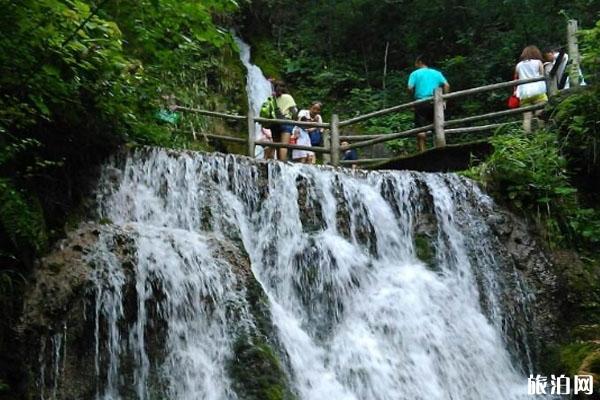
[291,117,315,164]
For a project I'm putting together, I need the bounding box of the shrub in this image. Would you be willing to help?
[466,127,600,247]
[550,86,600,183]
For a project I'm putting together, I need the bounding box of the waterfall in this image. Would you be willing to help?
[234,36,272,159]
[36,148,552,399]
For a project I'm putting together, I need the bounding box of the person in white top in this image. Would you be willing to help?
[515,45,547,133]
[291,117,315,164]
[543,47,586,89]
[297,101,324,146]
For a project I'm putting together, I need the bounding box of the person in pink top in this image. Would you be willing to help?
[515,45,547,133]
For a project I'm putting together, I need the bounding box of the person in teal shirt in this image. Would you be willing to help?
[407,55,450,152]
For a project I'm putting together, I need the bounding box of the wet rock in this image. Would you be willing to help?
[17,221,295,400]
[295,175,326,234]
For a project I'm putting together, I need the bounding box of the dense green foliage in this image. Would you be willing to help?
[466,127,600,248]
[551,86,600,191]
[0,0,245,269]
[0,2,246,392]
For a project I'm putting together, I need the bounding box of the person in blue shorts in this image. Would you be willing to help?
[407,55,450,152]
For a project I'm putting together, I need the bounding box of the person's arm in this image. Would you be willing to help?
[407,72,415,96]
[439,71,450,93]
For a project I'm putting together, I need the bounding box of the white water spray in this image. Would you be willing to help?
[234,36,272,159]
[39,148,550,399]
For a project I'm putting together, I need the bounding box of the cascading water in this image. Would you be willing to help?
[234,36,272,159]
[35,148,554,399]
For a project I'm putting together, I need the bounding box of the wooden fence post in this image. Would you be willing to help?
[547,71,559,97]
[433,87,446,148]
[330,114,340,166]
[567,19,581,88]
[323,127,331,164]
[247,111,255,158]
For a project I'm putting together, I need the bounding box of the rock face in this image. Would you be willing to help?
[483,208,561,365]
[20,223,129,399]
[18,222,294,400]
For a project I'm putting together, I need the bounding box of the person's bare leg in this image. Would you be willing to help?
[279,132,290,161]
[523,111,532,133]
[417,132,427,152]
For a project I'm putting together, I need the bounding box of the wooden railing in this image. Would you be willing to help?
[173,20,581,168]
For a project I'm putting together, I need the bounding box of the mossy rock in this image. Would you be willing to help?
[229,336,296,400]
[415,233,435,268]
[244,275,274,338]
[560,342,600,376]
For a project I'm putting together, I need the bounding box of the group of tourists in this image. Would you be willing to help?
[407,44,585,140]
[514,45,585,132]
[258,45,582,162]
[259,80,323,164]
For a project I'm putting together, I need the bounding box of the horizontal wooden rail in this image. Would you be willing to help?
[445,121,519,135]
[339,134,386,141]
[197,133,247,143]
[339,98,429,127]
[253,116,330,129]
[173,106,246,121]
[254,141,329,154]
[339,104,540,152]
[337,77,546,128]
[175,130,247,144]
[341,121,519,142]
[341,124,433,151]
[444,103,545,127]
[442,77,546,100]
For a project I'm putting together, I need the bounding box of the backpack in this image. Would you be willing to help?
[309,129,322,146]
[259,96,285,124]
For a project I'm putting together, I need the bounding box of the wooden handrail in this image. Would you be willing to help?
[253,116,330,128]
[173,106,246,121]
[341,121,519,142]
[336,77,546,128]
[339,134,387,141]
[254,141,329,154]
[441,77,546,100]
[444,103,545,127]
[338,98,429,127]
[341,124,434,151]
[200,133,247,143]
[445,121,519,135]
[177,131,247,144]
[340,103,542,152]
